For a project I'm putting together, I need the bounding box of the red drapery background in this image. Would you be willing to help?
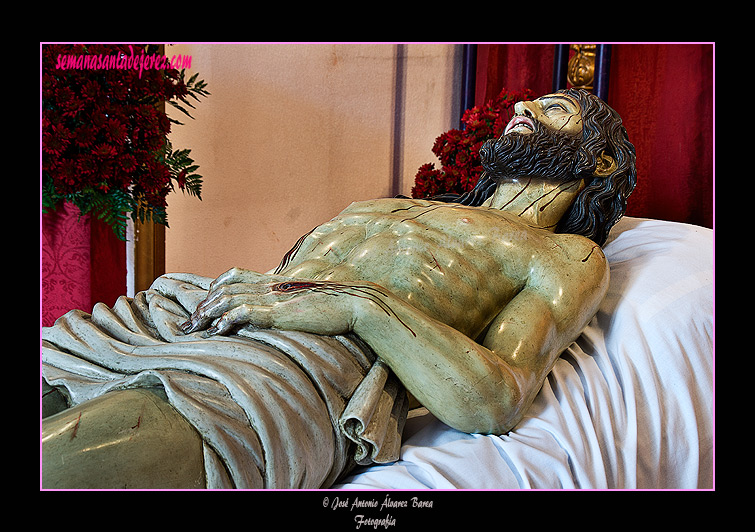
[474,43,714,229]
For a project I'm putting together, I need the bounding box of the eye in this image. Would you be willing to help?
[544,103,566,113]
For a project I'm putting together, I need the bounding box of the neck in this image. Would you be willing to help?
[483,176,585,230]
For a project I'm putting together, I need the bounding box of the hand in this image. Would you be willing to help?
[180,268,379,337]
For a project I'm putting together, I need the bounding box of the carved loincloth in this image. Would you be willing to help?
[42,273,407,489]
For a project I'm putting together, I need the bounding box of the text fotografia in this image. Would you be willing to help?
[54,45,192,79]
[323,494,433,529]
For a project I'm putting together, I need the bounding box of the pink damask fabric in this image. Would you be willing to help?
[42,202,127,327]
[42,203,92,327]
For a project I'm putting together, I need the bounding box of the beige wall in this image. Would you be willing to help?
[165,43,461,277]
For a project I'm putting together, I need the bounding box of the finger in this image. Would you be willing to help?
[208,283,273,302]
[207,305,273,335]
[209,268,291,292]
[201,283,269,313]
[183,283,282,333]
[183,291,250,332]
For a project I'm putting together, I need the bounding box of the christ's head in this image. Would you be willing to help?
[450,89,636,246]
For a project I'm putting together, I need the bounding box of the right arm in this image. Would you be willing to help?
[348,284,568,434]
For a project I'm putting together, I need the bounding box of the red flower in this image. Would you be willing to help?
[176,169,187,190]
[80,80,102,102]
[118,153,138,173]
[92,143,117,159]
[57,160,78,187]
[104,117,128,145]
[74,124,96,148]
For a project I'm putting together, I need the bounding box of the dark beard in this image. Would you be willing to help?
[480,122,583,184]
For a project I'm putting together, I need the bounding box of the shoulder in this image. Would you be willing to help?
[549,232,608,272]
[340,197,438,216]
[529,232,610,320]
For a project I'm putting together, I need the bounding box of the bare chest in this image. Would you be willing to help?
[276,199,550,335]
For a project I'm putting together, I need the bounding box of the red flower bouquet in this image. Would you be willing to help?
[412,87,534,199]
[42,44,209,239]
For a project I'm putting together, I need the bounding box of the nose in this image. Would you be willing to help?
[514,100,538,118]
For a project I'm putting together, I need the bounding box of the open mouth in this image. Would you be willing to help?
[504,115,535,135]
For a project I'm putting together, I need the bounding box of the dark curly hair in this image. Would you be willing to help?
[433,89,636,246]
